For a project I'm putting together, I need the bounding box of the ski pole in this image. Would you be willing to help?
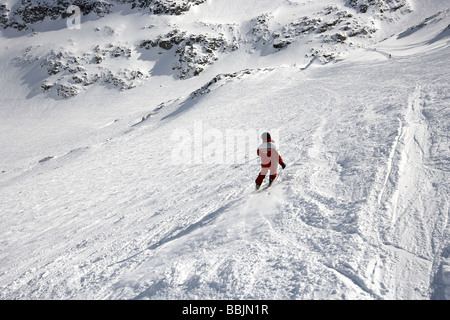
[233,157,259,168]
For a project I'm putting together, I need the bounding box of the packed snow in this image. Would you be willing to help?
[0,0,449,300]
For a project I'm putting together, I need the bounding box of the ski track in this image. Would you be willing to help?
[4,56,449,300]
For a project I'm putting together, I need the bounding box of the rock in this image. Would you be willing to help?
[0,1,207,30]
[273,40,291,49]
[140,29,238,79]
[346,0,412,15]
[41,81,54,91]
[57,83,80,99]
[159,40,173,50]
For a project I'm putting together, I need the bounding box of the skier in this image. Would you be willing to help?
[255,132,286,190]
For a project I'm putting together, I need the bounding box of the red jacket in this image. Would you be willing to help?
[257,139,284,168]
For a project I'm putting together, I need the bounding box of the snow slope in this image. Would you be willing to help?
[0,0,449,300]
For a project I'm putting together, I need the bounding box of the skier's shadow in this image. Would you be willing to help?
[111,199,240,266]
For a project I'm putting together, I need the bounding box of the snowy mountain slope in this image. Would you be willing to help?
[0,0,423,101]
[0,0,449,300]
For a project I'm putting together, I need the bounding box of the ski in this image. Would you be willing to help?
[254,178,277,193]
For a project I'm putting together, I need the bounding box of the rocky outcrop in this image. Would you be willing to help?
[0,0,207,30]
[140,29,239,79]
[15,43,147,99]
[346,0,412,16]
[121,0,207,15]
[2,1,415,99]
[254,7,377,54]
[2,0,113,30]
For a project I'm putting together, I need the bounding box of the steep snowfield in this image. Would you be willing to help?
[0,0,449,300]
